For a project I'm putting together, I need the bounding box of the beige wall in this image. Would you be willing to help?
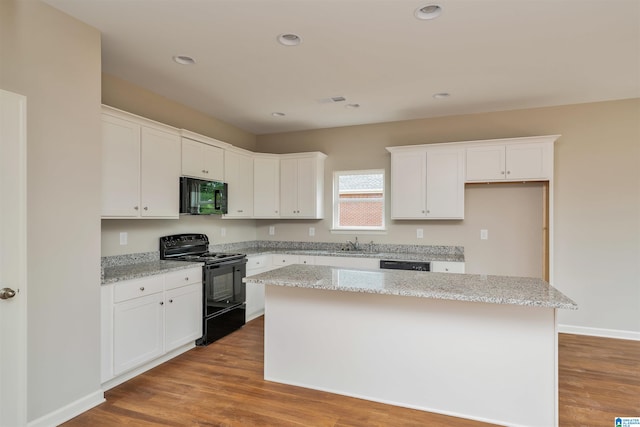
[1,0,103,421]
[102,217,257,256]
[102,73,257,151]
[257,99,640,335]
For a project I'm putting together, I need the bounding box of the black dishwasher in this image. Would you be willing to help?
[379,260,430,271]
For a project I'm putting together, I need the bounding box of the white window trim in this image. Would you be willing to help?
[332,169,385,231]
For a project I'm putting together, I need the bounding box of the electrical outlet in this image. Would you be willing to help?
[309,227,315,237]
[220,227,227,237]
[480,229,488,240]
[416,228,424,239]
[269,226,275,236]
[119,232,128,245]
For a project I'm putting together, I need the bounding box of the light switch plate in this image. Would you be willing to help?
[269,226,275,236]
[480,229,488,240]
[416,228,424,239]
[309,227,315,237]
[220,227,227,237]
[119,232,128,245]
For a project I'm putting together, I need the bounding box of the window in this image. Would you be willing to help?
[333,170,385,230]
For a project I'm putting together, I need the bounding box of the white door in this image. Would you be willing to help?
[0,89,28,426]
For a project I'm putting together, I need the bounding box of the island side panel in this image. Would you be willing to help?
[264,285,557,427]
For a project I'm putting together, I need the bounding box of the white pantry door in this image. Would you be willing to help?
[0,89,28,427]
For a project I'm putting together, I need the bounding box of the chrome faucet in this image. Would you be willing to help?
[347,236,360,251]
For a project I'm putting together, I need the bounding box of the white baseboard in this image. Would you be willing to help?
[27,389,104,427]
[101,342,195,391]
[558,324,640,341]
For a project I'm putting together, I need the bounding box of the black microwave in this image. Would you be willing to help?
[180,177,228,215]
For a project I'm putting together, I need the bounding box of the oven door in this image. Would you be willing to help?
[204,260,246,317]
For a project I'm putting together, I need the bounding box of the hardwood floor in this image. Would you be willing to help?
[64,317,639,426]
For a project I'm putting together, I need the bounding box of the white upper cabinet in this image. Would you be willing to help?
[389,147,464,220]
[181,138,224,181]
[253,155,280,218]
[180,130,228,181]
[102,107,180,219]
[280,153,326,219]
[224,148,254,218]
[465,137,557,182]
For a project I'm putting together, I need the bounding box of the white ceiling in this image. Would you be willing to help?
[44,0,640,135]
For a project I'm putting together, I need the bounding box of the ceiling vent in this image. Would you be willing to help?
[318,96,347,104]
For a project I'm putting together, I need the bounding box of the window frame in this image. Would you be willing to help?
[332,169,386,232]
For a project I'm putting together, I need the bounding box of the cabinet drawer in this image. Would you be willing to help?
[114,275,164,303]
[164,267,202,290]
[247,255,272,271]
[272,254,299,267]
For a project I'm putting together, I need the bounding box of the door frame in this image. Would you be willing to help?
[0,89,28,426]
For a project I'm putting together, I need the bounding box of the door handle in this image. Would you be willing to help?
[0,288,17,300]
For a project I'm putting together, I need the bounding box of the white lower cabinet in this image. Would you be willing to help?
[246,255,274,322]
[314,256,380,269]
[431,261,466,273]
[102,267,202,385]
[113,290,164,376]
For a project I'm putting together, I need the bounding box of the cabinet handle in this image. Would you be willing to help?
[501,171,505,175]
[445,268,449,272]
[134,206,139,210]
[202,169,206,173]
[184,277,189,281]
[144,206,148,211]
[422,210,425,213]
[169,299,173,303]
[238,210,243,213]
[160,301,164,306]
[275,210,278,213]
[139,287,145,291]
[507,170,511,175]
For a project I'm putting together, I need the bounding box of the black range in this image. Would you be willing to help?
[160,233,247,345]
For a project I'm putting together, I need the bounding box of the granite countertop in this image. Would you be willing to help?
[102,260,203,285]
[241,248,464,263]
[244,264,578,310]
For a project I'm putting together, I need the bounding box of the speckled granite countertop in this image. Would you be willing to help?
[244,264,577,310]
[241,248,464,262]
[102,260,203,285]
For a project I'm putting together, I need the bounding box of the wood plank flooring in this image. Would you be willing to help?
[63,317,639,426]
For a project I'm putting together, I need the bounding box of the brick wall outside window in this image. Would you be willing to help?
[338,193,383,227]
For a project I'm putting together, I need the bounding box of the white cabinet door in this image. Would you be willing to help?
[431,261,465,273]
[279,158,299,217]
[253,156,280,218]
[181,138,224,181]
[466,142,551,182]
[140,127,181,218]
[279,155,325,219]
[101,115,140,217]
[425,149,464,219]
[465,145,505,181]
[391,149,463,219]
[506,143,551,180]
[164,283,202,351]
[390,151,426,219]
[113,292,164,376]
[296,157,319,217]
[224,150,254,217]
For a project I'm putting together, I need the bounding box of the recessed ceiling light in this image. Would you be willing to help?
[277,33,302,46]
[345,103,360,109]
[271,112,286,117]
[415,5,442,20]
[433,92,451,99]
[172,55,196,65]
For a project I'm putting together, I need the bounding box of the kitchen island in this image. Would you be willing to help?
[244,265,577,427]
